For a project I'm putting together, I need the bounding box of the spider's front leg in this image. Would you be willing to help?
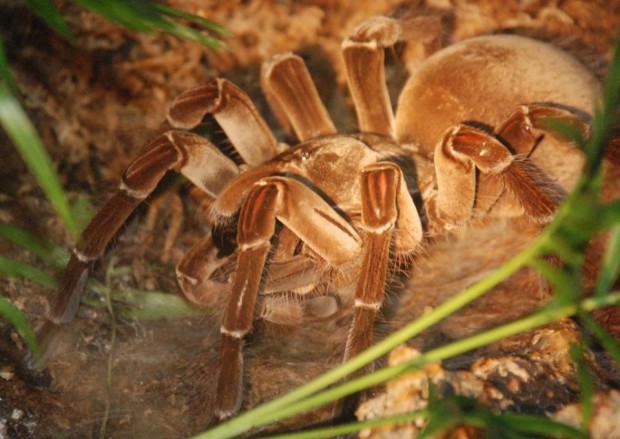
[345,162,422,360]
[429,110,584,228]
[431,123,558,228]
[215,176,362,419]
[430,103,594,228]
[338,162,422,415]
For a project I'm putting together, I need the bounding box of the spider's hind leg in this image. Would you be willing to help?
[428,104,591,230]
[342,15,442,137]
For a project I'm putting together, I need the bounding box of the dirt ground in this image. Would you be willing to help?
[1,1,619,438]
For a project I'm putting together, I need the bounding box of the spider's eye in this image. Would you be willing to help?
[211,221,238,257]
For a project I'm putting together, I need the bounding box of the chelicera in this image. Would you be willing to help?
[44,16,607,420]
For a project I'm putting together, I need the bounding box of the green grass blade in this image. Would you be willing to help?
[265,410,429,439]
[421,400,584,439]
[529,257,579,302]
[0,36,16,94]
[0,256,58,289]
[587,34,620,168]
[499,413,584,438]
[0,296,40,359]
[580,313,620,364]
[22,0,74,41]
[72,0,153,31]
[265,408,583,439]
[0,221,69,268]
[595,223,620,297]
[112,289,209,320]
[0,38,79,240]
[68,193,95,237]
[153,3,231,36]
[71,0,228,48]
[153,19,228,49]
[23,0,229,48]
[0,90,79,239]
[570,343,595,434]
[599,200,620,234]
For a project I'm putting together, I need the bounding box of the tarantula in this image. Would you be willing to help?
[44,16,609,420]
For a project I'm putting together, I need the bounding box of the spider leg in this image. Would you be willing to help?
[472,104,591,214]
[337,161,422,414]
[215,176,362,419]
[497,103,591,156]
[143,190,184,264]
[342,17,397,137]
[168,78,280,166]
[177,233,321,311]
[175,235,237,307]
[261,227,328,325]
[431,124,560,228]
[262,53,336,142]
[342,16,441,137]
[51,131,239,324]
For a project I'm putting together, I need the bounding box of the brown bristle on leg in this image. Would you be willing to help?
[502,160,558,224]
[215,335,244,420]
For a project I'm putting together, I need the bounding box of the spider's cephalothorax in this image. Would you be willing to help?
[46,16,610,420]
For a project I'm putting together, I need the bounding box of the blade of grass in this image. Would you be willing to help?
[594,223,620,297]
[422,400,585,439]
[73,262,206,320]
[0,296,40,359]
[0,89,79,239]
[579,313,620,364]
[570,343,595,435]
[420,391,470,438]
[69,193,96,236]
[265,410,429,439]
[499,413,584,438]
[73,0,153,31]
[111,289,209,320]
[72,0,228,48]
[0,37,79,240]
[0,256,58,289]
[22,0,74,41]
[19,1,229,53]
[153,3,231,36]
[586,34,620,169]
[0,221,69,268]
[0,35,16,93]
[266,407,584,439]
[152,18,228,49]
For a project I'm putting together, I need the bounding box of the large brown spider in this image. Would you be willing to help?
[44,16,611,420]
